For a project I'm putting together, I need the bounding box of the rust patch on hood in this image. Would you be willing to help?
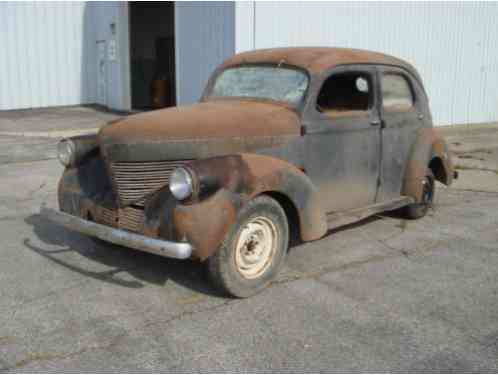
[99,100,300,145]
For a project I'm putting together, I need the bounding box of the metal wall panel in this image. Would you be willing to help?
[236,2,498,126]
[90,2,130,111]
[175,2,235,105]
[0,2,97,110]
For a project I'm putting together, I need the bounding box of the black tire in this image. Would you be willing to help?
[403,169,435,219]
[206,195,289,298]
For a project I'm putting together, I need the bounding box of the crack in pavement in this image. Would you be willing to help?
[2,300,236,371]
[315,275,498,364]
[2,278,90,325]
[275,232,453,287]
[140,298,234,332]
[2,334,127,371]
[1,188,491,370]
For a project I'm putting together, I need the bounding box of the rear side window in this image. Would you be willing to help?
[381,74,414,112]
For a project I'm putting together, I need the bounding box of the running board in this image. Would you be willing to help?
[326,196,414,230]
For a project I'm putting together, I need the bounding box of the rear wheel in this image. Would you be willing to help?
[403,169,435,219]
[206,195,289,298]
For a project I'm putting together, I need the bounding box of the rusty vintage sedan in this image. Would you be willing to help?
[42,47,457,297]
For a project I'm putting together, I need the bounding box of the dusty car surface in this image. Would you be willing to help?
[42,47,457,297]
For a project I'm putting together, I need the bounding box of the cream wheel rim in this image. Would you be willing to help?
[234,216,278,279]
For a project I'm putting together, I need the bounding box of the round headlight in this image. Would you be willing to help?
[57,139,76,166]
[169,167,194,200]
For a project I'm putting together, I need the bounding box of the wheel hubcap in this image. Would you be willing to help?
[235,216,278,279]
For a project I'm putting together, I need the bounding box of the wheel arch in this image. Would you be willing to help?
[239,153,327,243]
[257,190,301,245]
[429,156,448,184]
[402,128,455,202]
[172,153,327,261]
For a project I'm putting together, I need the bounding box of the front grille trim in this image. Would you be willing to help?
[109,160,192,207]
[94,205,145,233]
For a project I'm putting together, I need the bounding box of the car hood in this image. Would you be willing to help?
[99,100,300,161]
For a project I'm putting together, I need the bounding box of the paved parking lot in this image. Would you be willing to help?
[0,158,497,372]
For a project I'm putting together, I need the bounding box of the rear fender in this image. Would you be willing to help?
[402,128,455,201]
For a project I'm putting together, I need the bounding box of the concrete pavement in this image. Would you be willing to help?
[0,108,498,371]
[0,105,121,137]
[0,159,497,372]
[0,106,120,164]
[437,123,498,193]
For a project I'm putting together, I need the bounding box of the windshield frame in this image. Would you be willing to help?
[203,63,311,109]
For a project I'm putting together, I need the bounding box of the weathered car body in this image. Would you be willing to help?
[43,47,456,295]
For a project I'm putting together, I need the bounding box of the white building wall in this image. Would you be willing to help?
[0,2,97,110]
[0,2,232,112]
[236,2,498,126]
[175,2,235,105]
[0,2,130,112]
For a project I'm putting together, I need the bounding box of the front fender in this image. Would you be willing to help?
[172,153,327,260]
[402,128,455,202]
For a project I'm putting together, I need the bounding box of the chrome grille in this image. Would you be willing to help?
[97,206,117,227]
[119,206,145,233]
[94,206,145,233]
[110,160,191,206]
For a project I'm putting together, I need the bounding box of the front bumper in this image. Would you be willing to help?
[41,205,193,260]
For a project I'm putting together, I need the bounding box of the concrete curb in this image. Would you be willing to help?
[453,156,498,173]
[451,144,498,154]
[437,122,498,135]
[0,128,99,139]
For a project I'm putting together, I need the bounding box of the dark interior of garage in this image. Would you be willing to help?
[129,2,176,110]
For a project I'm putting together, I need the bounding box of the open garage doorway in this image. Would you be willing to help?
[128,2,176,110]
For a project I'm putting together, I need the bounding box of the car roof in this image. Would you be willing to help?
[221,47,422,82]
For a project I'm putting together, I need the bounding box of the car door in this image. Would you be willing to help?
[376,66,427,202]
[302,65,382,213]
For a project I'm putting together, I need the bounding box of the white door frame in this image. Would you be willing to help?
[119,1,132,112]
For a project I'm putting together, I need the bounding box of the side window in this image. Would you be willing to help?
[381,74,414,112]
[316,72,372,116]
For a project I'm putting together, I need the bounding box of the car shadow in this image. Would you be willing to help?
[24,207,414,296]
[287,213,396,253]
[285,206,417,261]
[24,213,225,297]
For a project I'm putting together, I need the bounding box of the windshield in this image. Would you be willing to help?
[210,66,309,106]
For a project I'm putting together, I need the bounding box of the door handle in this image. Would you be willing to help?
[370,119,381,126]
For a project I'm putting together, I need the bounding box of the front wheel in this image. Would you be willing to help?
[403,169,435,219]
[206,195,289,298]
